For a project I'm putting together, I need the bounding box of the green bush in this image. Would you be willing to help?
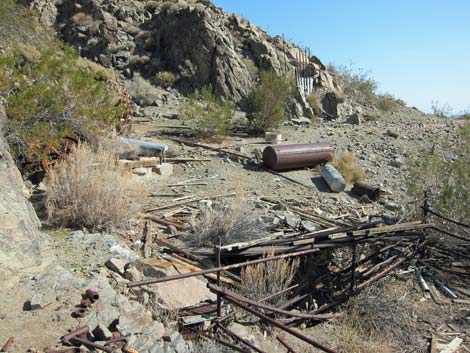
[0,1,124,177]
[242,57,259,79]
[181,86,235,142]
[245,70,291,133]
[406,121,470,233]
[155,71,176,88]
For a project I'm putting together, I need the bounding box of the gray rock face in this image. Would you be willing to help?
[0,103,46,281]
[24,0,343,115]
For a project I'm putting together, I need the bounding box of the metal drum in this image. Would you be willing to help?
[262,143,333,171]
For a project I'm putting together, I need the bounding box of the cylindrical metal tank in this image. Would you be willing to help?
[320,164,346,192]
[262,143,333,171]
[351,182,381,201]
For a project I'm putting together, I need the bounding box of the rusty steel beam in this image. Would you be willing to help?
[309,242,426,315]
[277,335,299,353]
[208,284,335,321]
[127,248,319,288]
[217,293,338,353]
[206,283,301,331]
[217,323,267,353]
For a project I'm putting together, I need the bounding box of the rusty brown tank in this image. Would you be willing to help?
[262,143,334,171]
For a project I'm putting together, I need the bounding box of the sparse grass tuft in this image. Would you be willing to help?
[333,152,365,184]
[44,143,143,231]
[71,12,93,26]
[336,278,440,353]
[155,71,176,88]
[128,73,161,106]
[240,250,299,305]
[188,202,269,246]
[328,63,403,113]
[242,57,259,79]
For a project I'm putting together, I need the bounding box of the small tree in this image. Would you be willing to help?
[182,86,234,142]
[245,70,291,134]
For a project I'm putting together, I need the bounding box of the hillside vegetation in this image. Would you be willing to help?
[0,0,124,178]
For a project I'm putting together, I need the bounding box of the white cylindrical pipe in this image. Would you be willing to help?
[320,164,346,192]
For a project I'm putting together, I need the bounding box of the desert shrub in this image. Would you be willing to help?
[333,152,365,184]
[406,121,470,234]
[242,57,259,78]
[336,278,439,353]
[181,86,235,142]
[245,70,292,134]
[144,1,161,10]
[329,63,403,112]
[306,94,321,121]
[129,73,161,106]
[0,45,124,177]
[44,143,143,230]
[0,1,124,177]
[71,12,93,26]
[330,64,377,103]
[240,250,300,305]
[376,93,401,112]
[188,202,269,246]
[155,71,176,88]
[431,100,452,118]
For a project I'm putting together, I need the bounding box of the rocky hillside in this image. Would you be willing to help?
[24,0,349,119]
[0,102,46,281]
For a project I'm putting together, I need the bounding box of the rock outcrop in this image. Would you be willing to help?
[25,0,343,117]
[0,102,46,281]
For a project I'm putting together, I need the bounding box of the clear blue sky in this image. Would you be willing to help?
[212,0,470,113]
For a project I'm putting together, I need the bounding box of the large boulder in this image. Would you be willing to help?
[0,102,46,281]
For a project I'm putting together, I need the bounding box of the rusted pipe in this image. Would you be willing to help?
[262,143,333,171]
[217,293,338,353]
[61,326,90,345]
[276,335,299,353]
[71,308,87,318]
[1,337,14,352]
[69,337,114,353]
[127,247,319,288]
[217,324,266,353]
[80,298,92,308]
[351,182,381,201]
[85,289,99,302]
[208,284,334,320]
[206,283,301,331]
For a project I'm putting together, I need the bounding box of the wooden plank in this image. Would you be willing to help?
[118,158,160,169]
[145,192,237,212]
[439,337,463,353]
[431,333,438,353]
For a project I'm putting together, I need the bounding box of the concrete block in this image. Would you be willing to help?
[153,163,173,176]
